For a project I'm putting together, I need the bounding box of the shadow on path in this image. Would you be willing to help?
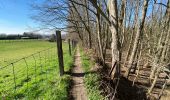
[65,70,96,77]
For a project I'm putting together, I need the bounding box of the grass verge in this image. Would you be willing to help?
[80,47,104,100]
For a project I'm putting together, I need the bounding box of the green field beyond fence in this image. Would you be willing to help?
[0,40,55,66]
[0,40,73,99]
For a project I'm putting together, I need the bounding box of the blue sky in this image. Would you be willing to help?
[0,0,168,35]
[0,0,38,34]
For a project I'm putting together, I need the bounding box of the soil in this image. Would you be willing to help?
[101,49,168,100]
[69,47,87,100]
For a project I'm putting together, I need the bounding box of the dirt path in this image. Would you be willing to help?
[69,47,87,100]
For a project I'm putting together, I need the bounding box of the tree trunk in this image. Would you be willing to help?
[96,1,104,63]
[148,69,160,95]
[123,0,139,68]
[70,1,92,49]
[125,0,149,78]
[109,0,120,78]
[132,42,143,86]
[120,0,126,47]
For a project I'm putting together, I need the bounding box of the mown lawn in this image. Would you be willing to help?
[0,40,74,99]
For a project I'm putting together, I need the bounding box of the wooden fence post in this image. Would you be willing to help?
[71,40,74,50]
[68,39,72,56]
[56,31,64,76]
[72,40,76,50]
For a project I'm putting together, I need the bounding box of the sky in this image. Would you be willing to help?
[0,0,39,34]
[0,0,168,35]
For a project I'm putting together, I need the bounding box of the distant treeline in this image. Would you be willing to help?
[0,32,43,40]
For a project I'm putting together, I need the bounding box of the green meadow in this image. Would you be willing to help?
[0,40,56,66]
[0,40,74,99]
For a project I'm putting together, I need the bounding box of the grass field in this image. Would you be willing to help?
[0,40,56,66]
[0,40,74,99]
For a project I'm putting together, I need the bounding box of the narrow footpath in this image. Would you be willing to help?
[69,47,87,100]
